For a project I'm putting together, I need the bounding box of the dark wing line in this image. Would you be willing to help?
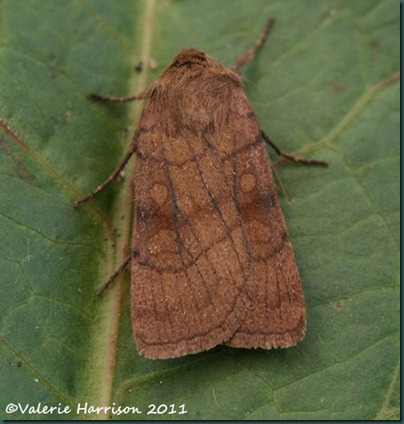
[161,157,202,311]
[136,222,246,273]
[185,136,252,282]
[136,134,262,168]
[173,211,218,306]
[157,269,175,332]
[159,140,222,308]
[161,148,231,313]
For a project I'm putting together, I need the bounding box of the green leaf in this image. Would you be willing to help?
[0,0,399,420]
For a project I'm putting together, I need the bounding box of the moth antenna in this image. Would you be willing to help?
[233,17,275,73]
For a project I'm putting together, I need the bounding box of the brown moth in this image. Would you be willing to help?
[74,19,327,359]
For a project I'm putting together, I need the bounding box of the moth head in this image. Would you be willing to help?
[171,47,209,67]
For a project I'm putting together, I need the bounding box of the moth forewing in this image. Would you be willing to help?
[72,19,326,359]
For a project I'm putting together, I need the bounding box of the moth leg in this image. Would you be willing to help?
[73,139,137,207]
[74,90,150,206]
[87,91,149,103]
[233,17,275,73]
[96,255,131,296]
[262,130,329,167]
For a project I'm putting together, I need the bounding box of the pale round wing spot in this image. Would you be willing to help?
[151,183,168,207]
[240,172,256,193]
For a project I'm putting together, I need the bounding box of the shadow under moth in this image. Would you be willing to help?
[74,18,327,359]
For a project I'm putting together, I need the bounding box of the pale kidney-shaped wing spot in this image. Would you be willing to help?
[151,183,168,207]
[240,172,256,193]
